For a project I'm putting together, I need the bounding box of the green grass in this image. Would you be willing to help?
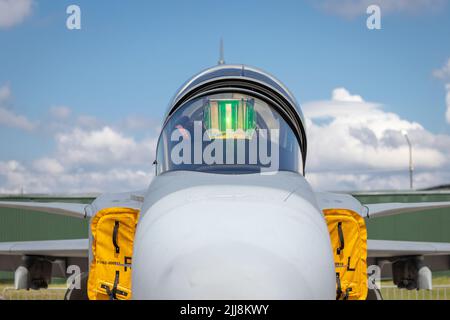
[0,280,67,300]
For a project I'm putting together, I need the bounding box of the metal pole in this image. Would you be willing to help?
[402,131,413,189]
[406,135,413,189]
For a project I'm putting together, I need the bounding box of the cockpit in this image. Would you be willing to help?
[155,65,307,176]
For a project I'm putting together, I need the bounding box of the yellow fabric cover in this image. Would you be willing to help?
[88,207,139,300]
[323,208,368,300]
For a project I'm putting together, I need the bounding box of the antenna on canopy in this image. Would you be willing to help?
[218,38,225,65]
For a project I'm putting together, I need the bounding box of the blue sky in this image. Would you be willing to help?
[1,0,450,193]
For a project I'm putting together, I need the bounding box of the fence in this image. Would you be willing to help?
[2,285,450,300]
[381,285,450,300]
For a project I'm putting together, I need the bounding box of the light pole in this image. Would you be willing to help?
[401,130,413,189]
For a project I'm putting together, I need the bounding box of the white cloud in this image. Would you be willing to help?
[0,106,35,131]
[315,0,447,18]
[0,0,33,28]
[1,85,449,193]
[304,87,450,191]
[433,58,450,80]
[0,84,35,131]
[32,158,64,175]
[0,161,153,194]
[0,124,158,194]
[332,87,364,103]
[0,83,160,194]
[55,126,155,166]
[446,84,450,124]
[50,106,71,120]
[0,84,11,102]
[120,115,162,136]
[0,83,159,194]
[433,58,450,124]
[0,160,24,174]
[0,108,35,131]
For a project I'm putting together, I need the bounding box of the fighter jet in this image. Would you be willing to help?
[1,63,450,300]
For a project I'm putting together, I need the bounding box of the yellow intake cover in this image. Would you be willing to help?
[87,207,140,300]
[323,208,368,300]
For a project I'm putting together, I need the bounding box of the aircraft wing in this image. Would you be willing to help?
[367,239,450,277]
[0,239,88,258]
[358,200,450,270]
[0,201,89,219]
[364,201,450,218]
[362,201,450,266]
[368,239,450,258]
[0,190,145,220]
[314,191,450,219]
[0,190,145,279]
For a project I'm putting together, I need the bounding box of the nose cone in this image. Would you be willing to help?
[132,192,335,299]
